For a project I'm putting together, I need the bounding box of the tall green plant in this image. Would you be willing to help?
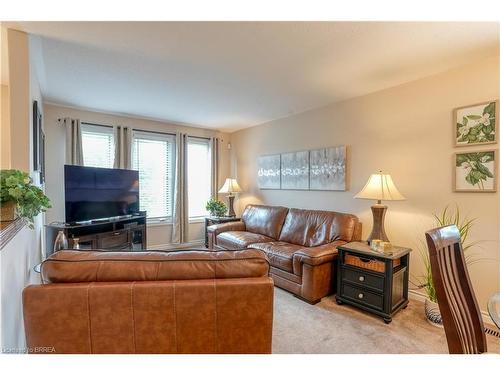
[418,205,478,302]
[0,169,51,229]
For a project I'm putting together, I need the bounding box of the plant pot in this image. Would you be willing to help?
[424,298,443,328]
[0,201,18,222]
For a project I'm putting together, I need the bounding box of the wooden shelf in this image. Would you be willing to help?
[0,219,26,250]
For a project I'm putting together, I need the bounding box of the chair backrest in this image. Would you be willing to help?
[425,225,486,354]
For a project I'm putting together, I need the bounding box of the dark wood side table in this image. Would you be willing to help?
[204,216,241,248]
[336,241,411,324]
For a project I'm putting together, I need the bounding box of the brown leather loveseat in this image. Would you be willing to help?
[208,204,361,304]
[23,249,274,354]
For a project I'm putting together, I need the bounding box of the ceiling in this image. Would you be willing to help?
[7,22,500,132]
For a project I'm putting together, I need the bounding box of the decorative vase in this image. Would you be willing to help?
[53,230,69,252]
[0,201,18,222]
[425,298,443,328]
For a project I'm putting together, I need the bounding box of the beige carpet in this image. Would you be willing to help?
[272,288,500,354]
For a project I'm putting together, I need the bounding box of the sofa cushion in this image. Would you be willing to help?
[241,204,289,239]
[217,231,274,250]
[40,249,270,283]
[248,241,303,273]
[279,208,359,247]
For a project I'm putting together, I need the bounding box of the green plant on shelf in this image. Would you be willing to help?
[0,169,51,228]
[205,198,227,217]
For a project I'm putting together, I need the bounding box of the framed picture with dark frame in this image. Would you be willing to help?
[32,100,45,183]
[32,100,41,171]
[39,128,46,183]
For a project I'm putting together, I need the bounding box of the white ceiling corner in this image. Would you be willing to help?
[6,21,500,132]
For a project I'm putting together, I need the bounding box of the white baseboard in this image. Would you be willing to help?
[148,239,205,251]
[409,289,495,327]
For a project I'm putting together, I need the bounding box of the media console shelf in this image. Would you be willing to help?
[45,213,147,257]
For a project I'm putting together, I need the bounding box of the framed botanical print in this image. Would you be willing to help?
[454,100,497,147]
[454,150,497,192]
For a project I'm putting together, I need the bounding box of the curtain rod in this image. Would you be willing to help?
[57,119,113,128]
[132,128,176,137]
[58,119,217,140]
[132,129,214,141]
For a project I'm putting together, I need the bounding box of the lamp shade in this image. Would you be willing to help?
[218,178,242,194]
[355,172,405,201]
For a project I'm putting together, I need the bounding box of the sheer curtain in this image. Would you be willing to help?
[61,118,83,165]
[113,125,132,169]
[210,136,220,199]
[171,132,188,243]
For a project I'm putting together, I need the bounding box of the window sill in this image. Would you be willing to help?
[147,218,172,227]
[146,218,207,226]
[188,217,207,224]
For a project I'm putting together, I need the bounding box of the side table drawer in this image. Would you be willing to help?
[342,267,384,292]
[341,284,384,311]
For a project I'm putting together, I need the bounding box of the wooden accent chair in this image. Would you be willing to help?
[425,225,487,354]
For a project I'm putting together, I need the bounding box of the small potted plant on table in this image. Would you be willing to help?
[205,198,228,218]
[0,169,51,228]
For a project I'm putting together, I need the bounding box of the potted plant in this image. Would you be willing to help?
[205,198,227,218]
[418,205,478,327]
[0,169,52,229]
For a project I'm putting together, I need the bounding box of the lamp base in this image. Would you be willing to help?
[227,195,236,217]
[367,204,389,244]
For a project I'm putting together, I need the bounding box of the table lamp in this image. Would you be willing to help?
[354,171,405,244]
[218,178,242,217]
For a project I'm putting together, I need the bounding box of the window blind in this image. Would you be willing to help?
[187,137,212,219]
[132,131,175,219]
[81,124,115,168]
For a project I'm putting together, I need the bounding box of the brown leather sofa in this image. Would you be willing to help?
[208,204,361,304]
[23,249,274,354]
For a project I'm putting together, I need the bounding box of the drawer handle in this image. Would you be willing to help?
[113,232,121,236]
[358,276,365,282]
[358,293,364,299]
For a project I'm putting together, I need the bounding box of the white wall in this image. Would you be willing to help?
[0,226,42,351]
[43,104,232,246]
[0,84,10,169]
[0,29,44,351]
[231,55,500,311]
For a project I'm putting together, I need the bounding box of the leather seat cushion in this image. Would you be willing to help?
[248,241,303,273]
[279,207,359,247]
[217,231,274,250]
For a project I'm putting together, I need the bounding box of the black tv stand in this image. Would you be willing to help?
[45,212,147,257]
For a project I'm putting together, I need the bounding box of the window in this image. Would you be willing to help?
[132,131,175,220]
[187,137,212,219]
[81,124,115,168]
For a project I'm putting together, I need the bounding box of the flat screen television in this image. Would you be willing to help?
[64,165,140,223]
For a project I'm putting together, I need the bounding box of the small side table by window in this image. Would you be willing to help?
[204,217,241,248]
[336,241,411,324]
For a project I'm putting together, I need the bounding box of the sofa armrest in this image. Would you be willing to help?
[293,240,346,266]
[207,221,246,249]
[207,221,246,236]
